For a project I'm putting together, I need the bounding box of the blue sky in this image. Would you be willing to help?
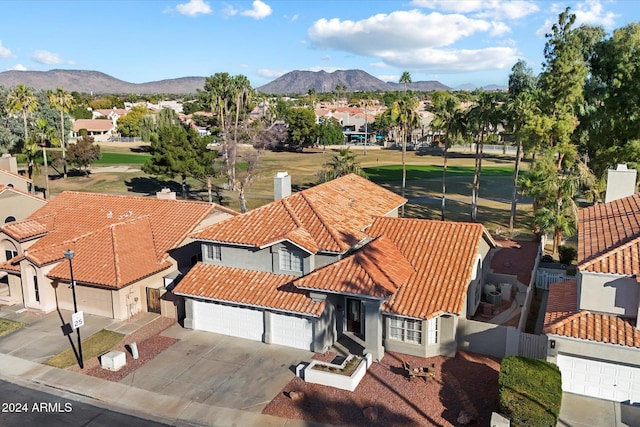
[1,0,638,89]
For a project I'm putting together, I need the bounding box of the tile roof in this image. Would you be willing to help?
[294,236,415,298]
[193,174,406,254]
[173,263,324,316]
[366,217,495,319]
[578,193,640,264]
[544,280,640,349]
[72,119,115,132]
[579,237,640,281]
[4,191,228,289]
[0,185,45,201]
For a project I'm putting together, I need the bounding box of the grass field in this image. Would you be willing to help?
[0,319,24,337]
[44,329,124,369]
[30,143,535,237]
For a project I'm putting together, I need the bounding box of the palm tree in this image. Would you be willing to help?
[391,96,420,216]
[49,87,74,178]
[7,84,39,144]
[431,94,466,220]
[399,71,412,93]
[33,118,60,197]
[318,147,366,182]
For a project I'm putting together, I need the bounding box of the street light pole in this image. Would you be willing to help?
[64,249,83,369]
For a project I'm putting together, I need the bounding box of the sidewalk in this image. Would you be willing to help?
[0,306,328,426]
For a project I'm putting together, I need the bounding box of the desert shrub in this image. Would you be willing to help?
[558,245,577,265]
[498,356,562,427]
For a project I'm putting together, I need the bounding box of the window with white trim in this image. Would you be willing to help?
[426,318,438,345]
[205,244,222,261]
[279,248,303,272]
[389,316,423,344]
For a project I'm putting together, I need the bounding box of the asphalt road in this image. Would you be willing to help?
[0,380,170,427]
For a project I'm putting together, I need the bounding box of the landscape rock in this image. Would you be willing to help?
[363,406,379,422]
[289,390,305,401]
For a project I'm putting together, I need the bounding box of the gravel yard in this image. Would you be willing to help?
[263,350,501,427]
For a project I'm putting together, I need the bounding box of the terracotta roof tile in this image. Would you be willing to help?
[193,174,406,253]
[7,192,225,289]
[294,236,415,298]
[367,217,495,319]
[173,263,324,316]
[72,119,115,132]
[544,280,640,348]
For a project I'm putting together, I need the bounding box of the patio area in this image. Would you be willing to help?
[263,350,501,426]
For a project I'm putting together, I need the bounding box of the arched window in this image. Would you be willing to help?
[4,216,16,224]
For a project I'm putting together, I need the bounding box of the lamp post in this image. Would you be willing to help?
[64,249,83,369]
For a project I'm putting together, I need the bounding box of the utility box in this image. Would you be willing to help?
[101,351,126,371]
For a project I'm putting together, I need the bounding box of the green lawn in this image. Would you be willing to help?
[0,319,24,337]
[44,329,124,368]
[363,164,514,182]
[94,152,151,165]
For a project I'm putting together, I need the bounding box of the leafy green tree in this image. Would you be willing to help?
[143,124,216,198]
[7,84,39,144]
[285,107,318,151]
[116,105,148,137]
[508,60,537,99]
[318,148,366,182]
[390,96,420,215]
[49,87,74,178]
[317,118,344,151]
[32,118,60,195]
[67,136,101,175]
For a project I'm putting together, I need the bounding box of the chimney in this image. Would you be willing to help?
[0,154,18,174]
[156,188,177,200]
[605,164,637,203]
[274,171,291,200]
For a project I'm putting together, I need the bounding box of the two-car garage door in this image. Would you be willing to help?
[557,354,640,403]
[191,300,314,350]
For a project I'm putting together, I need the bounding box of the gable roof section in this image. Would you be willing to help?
[578,193,640,266]
[579,236,640,281]
[294,236,415,298]
[72,119,115,132]
[173,263,324,316]
[6,191,224,288]
[0,168,32,184]
[544,280,640,349]
[366,217,494,319]
[47,217,171,288]
[0,184,43,201]
[193,174,406,253]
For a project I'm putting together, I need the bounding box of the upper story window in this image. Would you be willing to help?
[205,244,222,262]
[279,248,303,272]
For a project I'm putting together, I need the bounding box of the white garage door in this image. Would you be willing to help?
[193,300,264,342]
[270,313,313,350]
[557,354,640,403]
[59,286,113,318]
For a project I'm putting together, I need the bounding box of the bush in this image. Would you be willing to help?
[498,356,562,427]
[558,245,577,265]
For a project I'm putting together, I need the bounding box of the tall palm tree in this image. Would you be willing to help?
[231,74,253,189]
[399,71,412,93]
[7,84,39,144]
[391,96,420,216]
[33,118,60,197]
[319,147,365,182]
[431,94,466,220]
[49,87,74,178]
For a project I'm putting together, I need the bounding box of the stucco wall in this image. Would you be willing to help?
[579,272,639,317]
[383,315,458,358]
[547,335,640,367]
[0,192,45,223]
[457,317,508,358]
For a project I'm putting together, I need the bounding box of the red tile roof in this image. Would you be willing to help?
[294,236,415,298]
[72,119,115,132]
[367,217,495,319]
[4,192,230,289]
[173,263,324,316]
[194,174,406,253]
[544,280,640,348]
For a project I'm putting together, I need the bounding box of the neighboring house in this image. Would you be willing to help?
[0,185,46,224]
[173,174,496,361]
[72,119,116,141]
[544,165,640,404]
[0,191,237,317]
[92,108,128,121]
[0,154,32,193]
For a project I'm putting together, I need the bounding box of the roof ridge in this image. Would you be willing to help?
[111,222,122,287]
[578,234,640,269]
[299,191,344,251]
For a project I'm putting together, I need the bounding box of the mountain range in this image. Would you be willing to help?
[0,69,505,95]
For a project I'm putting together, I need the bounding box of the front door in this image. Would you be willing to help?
[346,298,362,334]
[146,287,161,314]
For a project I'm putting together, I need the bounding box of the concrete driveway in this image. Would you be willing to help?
[119,325,313,413]
[558,392,640,427]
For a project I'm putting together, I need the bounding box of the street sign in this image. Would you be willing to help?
[71,311,84,329]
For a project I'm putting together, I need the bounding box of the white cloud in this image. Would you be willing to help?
[256,68,289,78]
[8,64,26,71]
[378,74,400,82]
[0,41,12,58]
[240,1,271,20]
[32,50,64,65]
[223,5,238,17]
[536,0,619,38]
[175,0,211,16]
[308,10,516,74]
[370,62,390,68]
[288,14,299,23]
[412,0,539,20]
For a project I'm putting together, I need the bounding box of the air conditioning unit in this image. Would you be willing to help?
[487,291,502,307]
